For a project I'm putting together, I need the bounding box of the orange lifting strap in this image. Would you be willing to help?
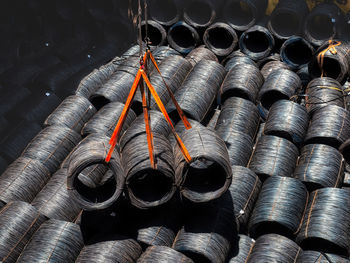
[317,40,341,78]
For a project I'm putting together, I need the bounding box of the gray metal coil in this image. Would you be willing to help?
[248,135,299,181]
[280,36,314,70]
[344,172,350,187]
[148,0,182,26]
[66,134,125,211]
[167,21,200,54]
[297,65,311,89]
[44,95,96,133]
[76,239,142,263]
[203,22,238,57]
[151,46,181,63]
[220,63,264,103]
[248,176,308,239]
[186,46,218,67]
[77,167,113,189]
[205,108,221,129]
[141,20,167,47]
[31,168,82,222]
[255,122,265,144]
[246,234,302,263]
[259,68,302,110]
[82,102,137,138]
[296,250,350,263]
[0,201,46,263]
[138,246,194,263]
[305,77,346,115]
[224,52,257,72]
[16,219,84,263]
[168,118,205,148]
[121,132,176,209]
[228,235,255,263]
[340,139,350,169]
[21,125,81,174]
[264,100,309,146]
[260,60,290,80]
[216,97,260,141]
[0,157,50,204]
[304,105,350,149]
[294,144,344,191]
[229,166,262,232]
[166,59,226,123]
[174,125,232,203]
[257,53,282,69]
[239,25,275,61]
[296,188,350,256]
[183,0,216,29]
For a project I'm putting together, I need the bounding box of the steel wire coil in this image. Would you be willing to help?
[82,102,136,138]
[0,157,50,204]
[340,139,350,169]
[152,46,181,62]
[31,168,81,222]
[296,188,350,256]
[256,53,281,69]
[260,60,290,80]
[296,250,350,263]
[304,105,350,149]
[267,0,309,40]
[297,65,311,89]
[246,233,302,263]
[228,166,261,232]
[183,0,217,29]
[259,68,301,110]
[167,21,200,54]
[166,60,226,123]
[340,11,350,42]
[248,135,299,181]
[0,201,46,263]
[304,3,343,47]
[294,144,344,191]
[263,100,309,146]
[0,157,7,175]
[280,36,314,70]
[122,132,176,209]
[248,176,308,239]
[205,108,221,129]
[77,167,113,189]
[16,219,84,263]
[76,238,142,263]
[228,235,255,263]
[44,95,96,133]
[305,77,346,115]
[203,22,238,57]
[220,64,263,103]
[168,118,205,148]
[255,122,265,144]
[141,20,167,47]
[67,134,125,211]
[224,54,257,72]
[174,125,232,203]
[186,46,218,67]
[239,25,275,61]
[344,172,350,187]
[148,0,182,26]
[21,125,81,174]
[138,246,194,263]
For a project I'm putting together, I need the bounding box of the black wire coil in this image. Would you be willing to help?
[259,68,301,110]
[67,134,125,211]
[82,102,137,138]
[224,53,257,72]
[305,77,346,116]
[77,167,113,189]
[294,144,344,191]
[183,0,216,29]
[228,235,256,263]
[186,46,218,67]
[16,219,84,263]
[296,250,350,263]
[257,53,282,69]
[228,166,262,232]
[304,105,350,149]
[167,21,200,54]
[0,201,46,263]
[248,176,308,239]
[141,20,167,47]
[296,188,350,256]
[152,46,181,63]
[239,25,275,61]
[174,125,232,203]
[168,118,205,148]
[248,135,299,181]
[203,22,238,57]
[0,157,50,204]
[340,139,350,168]
[246,234,302,263]
[31,168,82,222]
[166,59,226,123]
[138,246,194,263]
[44,95,97,133]
[76,239,142,263]
[148,0,182,26]
[263,100,309,146]
[260,60,290,80]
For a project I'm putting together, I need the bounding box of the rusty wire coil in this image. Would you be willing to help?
[166,59,226,123]
[259,68,301,110]
[296,188,350,256]
[16,219,84,263]
[167,21,200,54]
[186,46,218,67]
[260,60,290,80]
[138,246,194,263]
[31,168,82,222]
[228,235,255,263]
[248,135,299,181]
[304,105,350,149]
[0,157,50,204]
[141,20,167,47]
[246,234,302,263]
[174,125,232,203]
[263,100,309,146]
[44,95,96,133]
[76,238,142,263]
[67,134,125,211]
[248,176,308,239]
[148,0,182,26]
[294,144,344,191]
[296,250,350,263]
[0,201,46,263]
